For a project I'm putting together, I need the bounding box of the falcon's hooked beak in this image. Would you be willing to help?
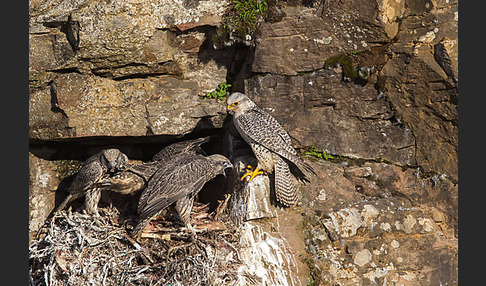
[222,162,233,177]
[107,161,116,172]
[227,102,238,111]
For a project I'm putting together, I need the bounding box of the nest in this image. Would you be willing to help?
[29,196,252,285]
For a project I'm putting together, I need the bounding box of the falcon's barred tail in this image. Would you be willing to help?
[274,156,298,207]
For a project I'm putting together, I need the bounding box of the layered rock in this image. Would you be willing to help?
[29,153,82,244]
[245,69,415,166]
[29,0,232,140]
[29,0,234,243]
[379,0,459,180]
[252,2,390,75]
[29,0,458,284]
[30,73,226,138]
[238,1,458,284]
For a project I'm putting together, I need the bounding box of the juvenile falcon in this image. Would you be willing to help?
[151,136,210,161]
[131,153,233,239]
[227,92,315,207]
[55,148,129,216]
[96,137,211,196]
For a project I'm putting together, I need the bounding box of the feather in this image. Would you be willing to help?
[131,152,231,238]
[236,109,315,175]
[274,155,297,207]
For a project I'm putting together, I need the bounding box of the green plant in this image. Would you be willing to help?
[204,82,232,101]
[218,0,268,45]
[232,0,268,35]
[304,145,337,161]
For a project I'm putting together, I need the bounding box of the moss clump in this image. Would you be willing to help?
[324,53,359,81]
[230,0,268,37]
[215,0,268,47]
[324,50,379,85]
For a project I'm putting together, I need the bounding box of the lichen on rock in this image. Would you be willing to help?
[29,0,458,284]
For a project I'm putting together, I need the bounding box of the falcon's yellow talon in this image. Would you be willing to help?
[240,173,251,181]
[240,168,263,182]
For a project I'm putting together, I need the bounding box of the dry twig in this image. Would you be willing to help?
[29,204,248,285]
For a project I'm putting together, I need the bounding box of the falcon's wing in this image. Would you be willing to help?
[152,136,210,161]
[128,161,160,181]
[68,160,104,192]
[137,153,191,212]
[138,155,211,220]
[235,109,314,174]
[236,109,295,153]
[236,108,315,175]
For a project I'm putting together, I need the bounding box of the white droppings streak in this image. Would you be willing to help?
[237,221,299,286]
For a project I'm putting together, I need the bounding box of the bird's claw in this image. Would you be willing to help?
[240,166,264,182]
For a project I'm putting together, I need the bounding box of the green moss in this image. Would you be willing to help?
[302,257,318,286]
[324,53,358,81]
[231,0,267,37]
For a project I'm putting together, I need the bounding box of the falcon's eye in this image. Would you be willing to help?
[233,102,239,106]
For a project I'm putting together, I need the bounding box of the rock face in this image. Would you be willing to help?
[29,0,235,244]
[253,2,390,75]
[300,160,457,285]
[29,153,81,243]
[29,0,232,140]
[245,70,415,166]
[29,0,458,284]
[241,1,457,284]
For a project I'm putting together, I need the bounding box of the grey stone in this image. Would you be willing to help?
[245,69,415,166]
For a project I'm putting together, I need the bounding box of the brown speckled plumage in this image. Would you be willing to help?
[55,148,129,216]
[131,153,232,238]
[227,92,315,207]
[96,137,211,198]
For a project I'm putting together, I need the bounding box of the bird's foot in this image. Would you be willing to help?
[240,165,264,182]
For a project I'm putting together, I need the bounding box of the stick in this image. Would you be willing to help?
[124,234,155,264]
[214,194,231,221]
